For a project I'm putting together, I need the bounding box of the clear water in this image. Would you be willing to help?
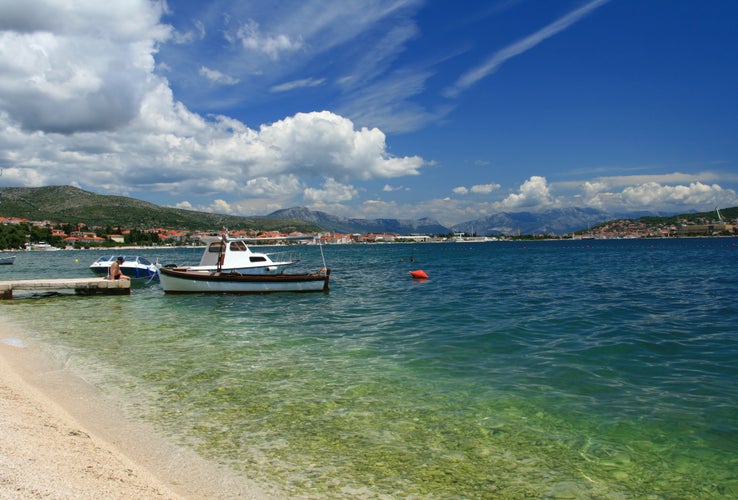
[1,240,736,498]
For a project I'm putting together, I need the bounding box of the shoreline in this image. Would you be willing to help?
[0,317,273,499]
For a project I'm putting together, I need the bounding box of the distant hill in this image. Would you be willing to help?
[451,206,738,236]
[625,206,738,226]
[0,186,321,233]
[451,207,612,236]
[267,207,450,234]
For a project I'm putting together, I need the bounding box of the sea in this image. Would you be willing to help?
[0,238,736,499]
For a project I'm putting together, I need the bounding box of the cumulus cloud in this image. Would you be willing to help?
[0,0,169,134]
[584,181,738,213]
[453,183,501,195]
[253,111,424,180]
[0,1,425,211]
[304,178,358,203]
[498,176,555,210]
[244,175,303,197]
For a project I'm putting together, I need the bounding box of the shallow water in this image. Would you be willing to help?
[2,239,737,498]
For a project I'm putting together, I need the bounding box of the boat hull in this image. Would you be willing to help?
[158,267,330,294]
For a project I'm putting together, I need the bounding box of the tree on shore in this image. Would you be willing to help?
[0,224,28,249]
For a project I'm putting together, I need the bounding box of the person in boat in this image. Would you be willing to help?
[108,256,131,280]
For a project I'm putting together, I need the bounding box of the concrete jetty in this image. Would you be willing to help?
[0,277,130,299]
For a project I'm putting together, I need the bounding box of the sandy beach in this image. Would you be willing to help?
[0,317,273,499]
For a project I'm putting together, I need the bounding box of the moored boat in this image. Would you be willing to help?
[89,255,159,282]
[158,267,330,294]
[157,232,330,294]
[26,242,61,251]
[0,255,16,265]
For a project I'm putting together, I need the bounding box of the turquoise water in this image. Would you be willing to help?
[1,239,737,498]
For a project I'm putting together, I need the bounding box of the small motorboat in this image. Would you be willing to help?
[89,255,159,282]
[0,255,16,265]
[157,232,330,294]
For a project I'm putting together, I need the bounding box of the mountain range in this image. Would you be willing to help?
[0,186,731,236]
[268,206,663,235]
[266,207,450,234]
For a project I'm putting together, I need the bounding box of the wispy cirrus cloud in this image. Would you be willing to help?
[199,66,239,85]
[270,77,325,93]
[236,19,304,59]
[444,0,610,98]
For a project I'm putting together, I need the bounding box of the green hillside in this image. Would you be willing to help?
[591,207,738,229]
[0,186,321,233]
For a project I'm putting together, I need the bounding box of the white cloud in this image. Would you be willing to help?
[471,183,500,194]
[199,66,240,85]
[498,176,555,210]
[237,19,303,59]
[304,178,358,203]
[0,0,169,134]
[445,0,610,97]
[338,67,448,134]
[171,20,205,44]
[244,175,302,197]
[270,77,325,93]
[253,111,424,180]
[584,181,738,213]
[209,199,234,214]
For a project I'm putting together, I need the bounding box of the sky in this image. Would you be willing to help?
[0,0,736,226]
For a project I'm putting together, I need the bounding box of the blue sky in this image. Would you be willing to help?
[0,0,736,225]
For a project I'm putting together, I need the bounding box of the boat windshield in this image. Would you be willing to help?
[230,241,248,251]
[208,242,224,253]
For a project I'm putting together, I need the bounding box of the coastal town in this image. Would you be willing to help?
[571,212,736,240]
[0,208,735,250]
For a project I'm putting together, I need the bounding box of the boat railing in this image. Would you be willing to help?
[266,249,301,264]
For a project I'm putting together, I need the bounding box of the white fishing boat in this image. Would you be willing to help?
[158,267,330,294]
[0,255,16,265]
[157,232,330,294]
[89,255,159,282]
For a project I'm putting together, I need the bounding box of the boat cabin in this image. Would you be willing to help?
[196,237,293,272]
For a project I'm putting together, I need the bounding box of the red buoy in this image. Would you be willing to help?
[410,270,428,279]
